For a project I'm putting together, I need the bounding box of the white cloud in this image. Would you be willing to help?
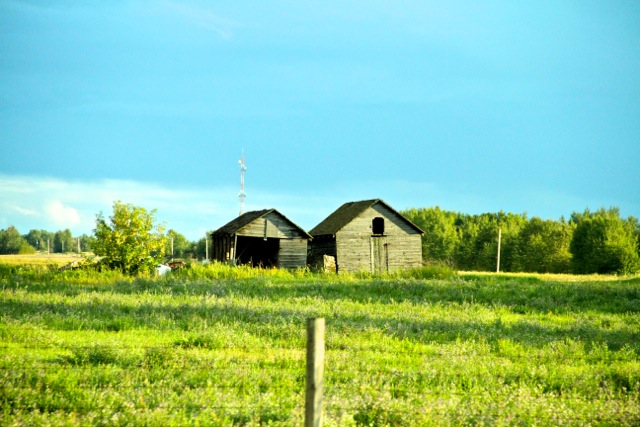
[46,201,81,228]
[0,175,241,239]
[5,174,628,240]
[0,174,348,240]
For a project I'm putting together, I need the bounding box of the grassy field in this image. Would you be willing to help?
[1,261,639,426]
[0,253,85,268]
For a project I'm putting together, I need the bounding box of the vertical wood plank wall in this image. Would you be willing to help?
[212,211,310,269]
[335,204,422,273]
[213,203,422,272]
[307,238,337,270]
[278,239,308,269]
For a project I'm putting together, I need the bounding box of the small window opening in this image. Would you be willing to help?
[372,217,385,235]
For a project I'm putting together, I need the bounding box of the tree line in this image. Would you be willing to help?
[3,204,639,275]
[0,227,92,255]
[0,226,211,260]
[401,207,640,275]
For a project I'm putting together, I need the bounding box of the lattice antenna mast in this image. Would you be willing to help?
[238,150,247,216]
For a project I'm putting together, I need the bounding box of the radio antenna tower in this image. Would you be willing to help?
[238,150,247,216]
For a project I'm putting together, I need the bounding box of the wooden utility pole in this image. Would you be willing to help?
[305,318,325,427]
[496,228,502,273]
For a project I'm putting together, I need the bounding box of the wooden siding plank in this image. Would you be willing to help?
[308,238,336,270]
[236,213,309,239]
[278,239,308,269]
[335,205,422,273]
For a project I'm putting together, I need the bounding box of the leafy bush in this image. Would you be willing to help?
[18,241,36,254]
[92,201,167,275]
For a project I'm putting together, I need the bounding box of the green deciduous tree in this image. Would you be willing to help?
[0,226,34,254]
[402,205,639,275]
[513,217,573,273]
[23,229,58,253]
[77,234,94,252]
[166,229,194,259]
[570,208,640,275]
[469,215,499,271]
[53,229,74,253]
[196,234,212,260]
[0,226,24,254]
[452,212,526,272]
[24,229,43,251]
[92,201,168,275]
[402,207,459,265]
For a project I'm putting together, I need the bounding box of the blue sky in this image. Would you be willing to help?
[1,1,639,241]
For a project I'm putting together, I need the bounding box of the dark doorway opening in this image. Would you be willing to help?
[236,236,279,267]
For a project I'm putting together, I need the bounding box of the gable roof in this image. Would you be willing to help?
[309,199,424,236]
[212,209,312,239]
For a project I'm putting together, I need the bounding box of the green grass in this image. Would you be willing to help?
[1,263,639,426]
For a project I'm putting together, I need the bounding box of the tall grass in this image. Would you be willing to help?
[1,263,639,425]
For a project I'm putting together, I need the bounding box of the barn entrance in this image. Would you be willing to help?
[236,236,279,267]
[371,236,388,273]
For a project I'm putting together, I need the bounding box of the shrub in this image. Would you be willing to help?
[64,344,122,365]
[143,346,177,369]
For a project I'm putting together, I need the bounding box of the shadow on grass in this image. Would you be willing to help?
[2,295,638,352]
[3,274,640,315]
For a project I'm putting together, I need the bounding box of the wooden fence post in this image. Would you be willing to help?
[305,318,325,427]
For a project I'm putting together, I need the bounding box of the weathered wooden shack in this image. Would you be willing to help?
[211,209,311,269]
[308,199,423,273]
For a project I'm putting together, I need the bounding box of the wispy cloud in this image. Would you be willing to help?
[10,205,38,217]
[0,175,337,240]
[2,174,627,240]
[0,175,374,240]
[0,175,232,239]
[160,1,239,40]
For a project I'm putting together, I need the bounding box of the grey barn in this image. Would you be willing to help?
[211,209,311,269]
[309,199,423,273]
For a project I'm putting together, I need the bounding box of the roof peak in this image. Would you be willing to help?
[310,198,423,236]
[212,208,311,239]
